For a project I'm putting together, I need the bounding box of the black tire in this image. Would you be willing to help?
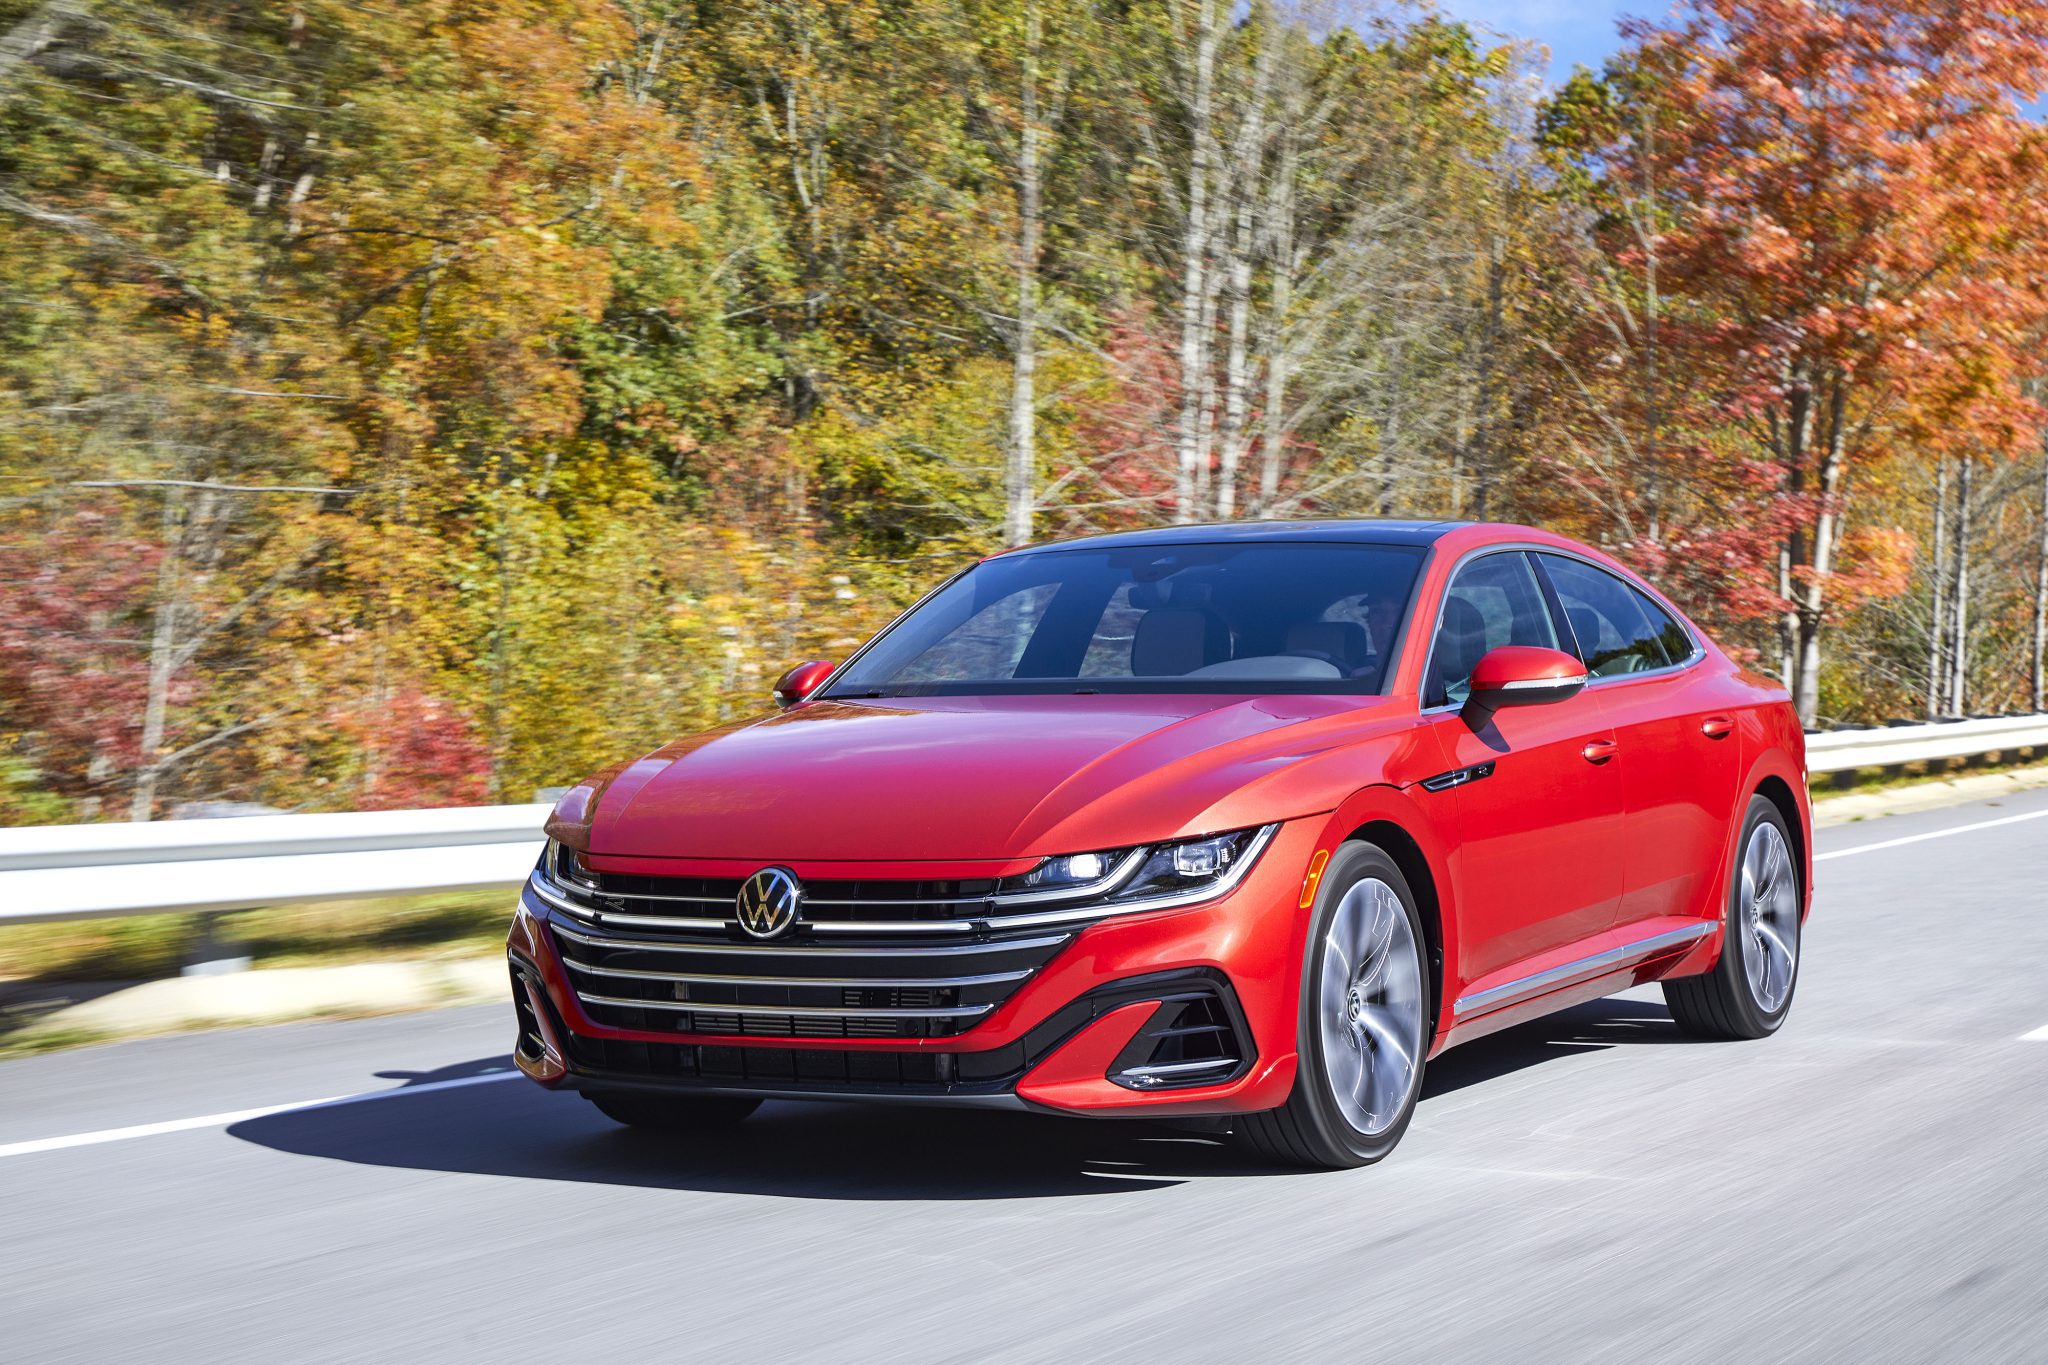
[585,1090,761,1131]
[1234,842,1433,1170]
[1664,794,1801,1040]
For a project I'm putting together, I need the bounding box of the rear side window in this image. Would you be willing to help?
[1631,587,1695,668]
[1536,554,1688,677]
[1426,552,1559,707]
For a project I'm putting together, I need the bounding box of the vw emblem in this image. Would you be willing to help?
[736,866,802,940]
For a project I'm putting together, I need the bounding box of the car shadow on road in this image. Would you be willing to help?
[228,996,1695,1200]
[1420,995,1699,1101]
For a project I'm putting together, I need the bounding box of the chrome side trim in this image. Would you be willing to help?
[575,993,993,1021]
[1452,922,1715,1018]
[545,919,1072,959]
[560,960,1030,990]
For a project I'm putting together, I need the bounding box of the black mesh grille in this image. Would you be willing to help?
[1107,978,1253,1090]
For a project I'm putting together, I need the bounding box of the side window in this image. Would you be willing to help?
[1632,587,1696,666]
[894,583,1057,683]
[1426,552,1558,707]
[1537,555,1676,678]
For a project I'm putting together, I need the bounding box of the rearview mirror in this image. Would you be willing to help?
[1464,645,1587,721]
[772,660,835,708]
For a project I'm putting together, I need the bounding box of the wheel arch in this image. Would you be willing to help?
[1738,737,1814,920]
[1753,774,1805,894]
[1312,784,1459,1050]
[1344,819,1444,1048]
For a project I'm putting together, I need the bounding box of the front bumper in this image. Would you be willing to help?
[506,819,1321,1117]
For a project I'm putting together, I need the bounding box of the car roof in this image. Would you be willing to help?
[1003,518,1470,554]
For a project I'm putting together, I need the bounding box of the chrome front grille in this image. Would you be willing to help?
[528,826,1278,1040]
[539,890,1074,1040]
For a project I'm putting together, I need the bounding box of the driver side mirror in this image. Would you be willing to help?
[772,659,835,708]
[1464,646,1587,722]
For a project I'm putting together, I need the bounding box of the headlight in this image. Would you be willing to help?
[985,825,1278,925]
[1018,850,1117,889]
[1106,828,1269,904]
[538,838,598,894]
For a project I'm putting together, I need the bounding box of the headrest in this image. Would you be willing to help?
[1441,596,1488,642]
[1132,608,1230,676]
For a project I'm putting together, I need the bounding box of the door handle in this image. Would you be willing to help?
[1701,716,1734,740]
[1581,739,1619,764]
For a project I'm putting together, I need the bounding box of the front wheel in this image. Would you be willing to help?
[1234,842,1432,1169]
[585,1090,761,1131]
[1664,794,1802,1040]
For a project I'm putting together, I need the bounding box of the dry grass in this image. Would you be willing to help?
[0,891,512,984]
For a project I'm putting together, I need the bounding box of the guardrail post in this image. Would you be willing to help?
[182,910,252,977]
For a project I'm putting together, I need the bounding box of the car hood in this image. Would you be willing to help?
[579,693,1421,864]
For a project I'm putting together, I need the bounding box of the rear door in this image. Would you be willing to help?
[1417,551,1626,993]
[1534,553,1741,932]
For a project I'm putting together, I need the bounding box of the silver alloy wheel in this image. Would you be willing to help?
[1316,877,1425,1137]
[1740,820,1799,1013]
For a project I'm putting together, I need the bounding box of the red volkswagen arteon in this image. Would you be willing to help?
[508,521,1809,1168]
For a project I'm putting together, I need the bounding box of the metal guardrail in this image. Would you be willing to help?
[0,713,2042,929]
[1805,713,2048,775]
[0,805,549,927]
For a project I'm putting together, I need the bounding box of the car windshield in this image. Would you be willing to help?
[824,541,1425,697]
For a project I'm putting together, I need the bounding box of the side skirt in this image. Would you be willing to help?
[1450,922,1716,1024]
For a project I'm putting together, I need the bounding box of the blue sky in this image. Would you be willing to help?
[1433,2,2048,114]
[1435,1,1647,81]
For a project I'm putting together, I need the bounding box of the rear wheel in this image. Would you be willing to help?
[1235,842,1431,1169]
[585,1090,761,1131]
[1664,795,1801,1040]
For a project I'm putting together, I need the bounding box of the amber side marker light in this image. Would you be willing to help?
[1298,848,1331,909]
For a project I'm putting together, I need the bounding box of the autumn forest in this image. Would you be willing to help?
[4,0,2048,823]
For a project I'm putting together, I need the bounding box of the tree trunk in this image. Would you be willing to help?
[1928,458,1948,718]
[1215,188,1254,521]
[1003,2,1043,548]
[130,485,188,821]
[1785,380,1841,729]
[1254,56,1299,514]
[1214,14,1272,521]
[1173,0,1219,523]
[1469,233,1505,522]
[1949,457,1972,716]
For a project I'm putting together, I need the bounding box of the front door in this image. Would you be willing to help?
[1416,551,1626,997]
[1534,553,1743,930]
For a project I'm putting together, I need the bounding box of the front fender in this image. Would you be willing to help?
[1301,779,1465,1057]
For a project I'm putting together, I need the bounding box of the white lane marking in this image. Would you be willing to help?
[1816,807,2048,862]
[0,1070,519,1160]
[2022,1024,2048,1043]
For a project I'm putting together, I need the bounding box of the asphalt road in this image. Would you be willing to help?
[5,787,2048,1363]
